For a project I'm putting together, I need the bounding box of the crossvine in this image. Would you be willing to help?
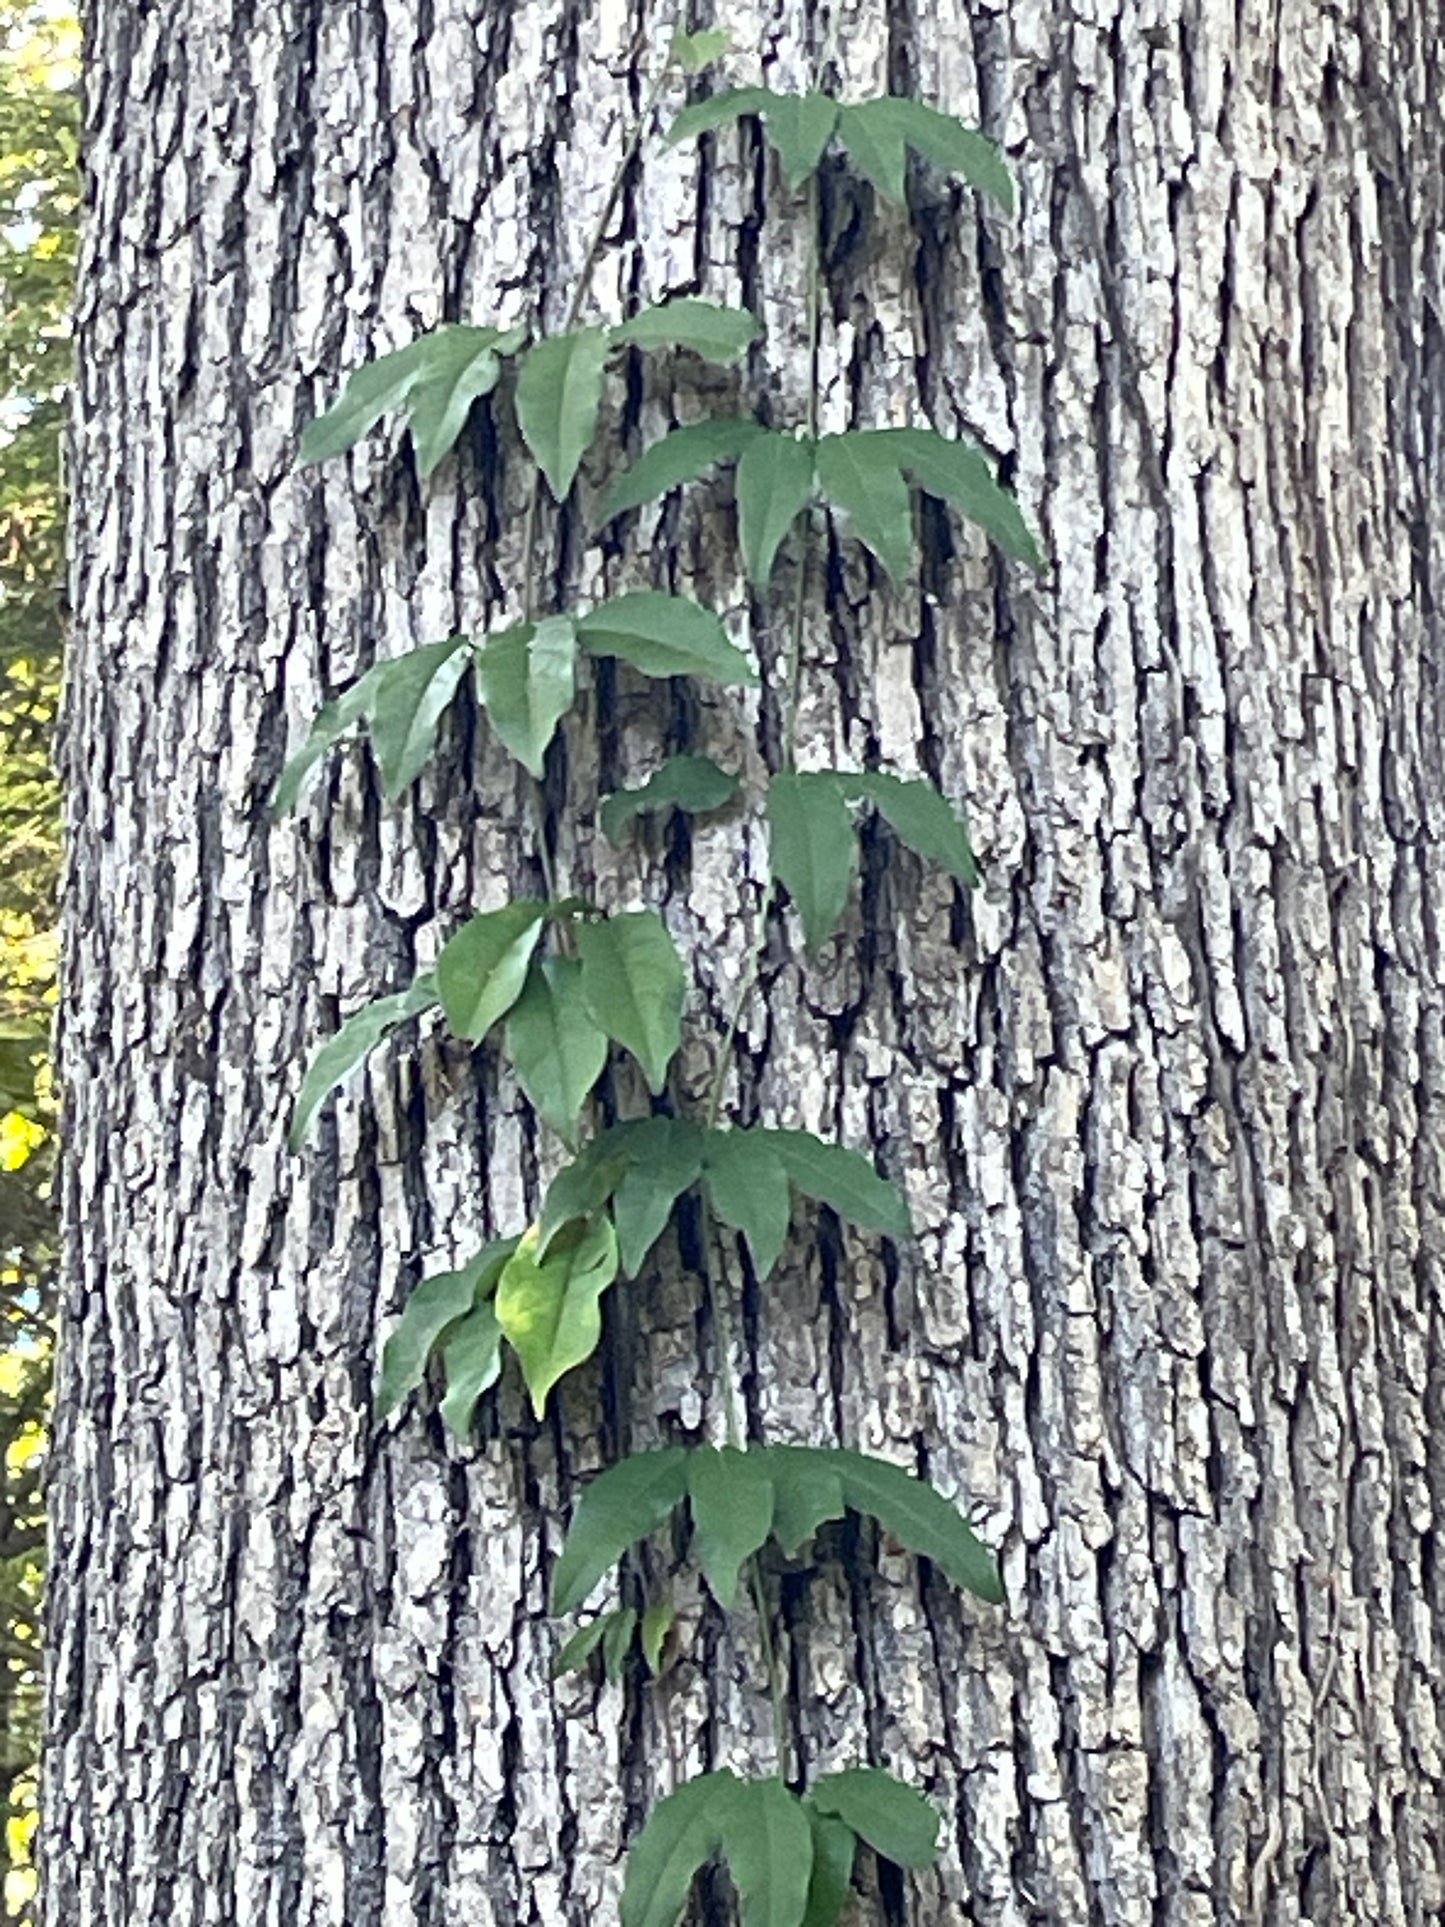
[280,26,1041,1925]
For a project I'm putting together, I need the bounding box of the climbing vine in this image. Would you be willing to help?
[279,28,1042,1925]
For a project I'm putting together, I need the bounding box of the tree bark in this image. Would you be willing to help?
[48,1,1445,1924]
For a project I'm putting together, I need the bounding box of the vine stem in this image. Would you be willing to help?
[780,167,823,772]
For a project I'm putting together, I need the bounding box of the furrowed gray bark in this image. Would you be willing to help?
[49,0,1444,1922]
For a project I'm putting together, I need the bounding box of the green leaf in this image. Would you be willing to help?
[366,635,473,798]
[599,417,766,522]
[539,1121,647,1247]
[620,1770,735,1927]
[814,432,915,582]
[799,1811,857,1927]
[602,1605,639,1683]
[876,426,1043,567]
[611,297,760,364]
[403,325,524,475]
[612,1117,706,1277]
[475,616,578,777]
[551,1446,691,1614]
[576,591,757,686]
[766,770,857,953]
[722,1778,816,1927]
[436,901,549,1040]
[825,1446,1003,1603]
[808,1768,940,1870]
[701,1127,793,1279]
[686,1444,776,1610]
[601,754,740,845]
[503,956,609,1144]
[836,100,908,202]
[865,96,1014,212]
[760,89,839,189]
[515,325,611,499]
[438,1296,506,1437]
[577,909,687,1095]
[735,432,816,586]
[670,26,732,71]
[640,1600,676,1675]
[289,972,439,1150]
[271,678,374,815]
[770,1129,912,1238]
[843,769,979,887]
[375,1259,477,1421]
[298,336,431,466]
[762,1448,846,1557]
[551,1612,615,1679]
[665,85,774,147]
[494,1215,621,1416]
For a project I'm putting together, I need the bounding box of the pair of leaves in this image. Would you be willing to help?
[300,297,758,495]
[601,422,1042,584]
[550,1440,1003,1617]
[601,752,740,845]
[541,1117,911,1283]
[623,1765,940,1927]
[376,1217,619,1425]
[768,767,979,953]
[667,86,1014,212]
[552,1599,675,1682]
[273,592,755,811]
[290,904,685,1147]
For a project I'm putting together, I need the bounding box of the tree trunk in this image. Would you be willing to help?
[48,1,1444,1923]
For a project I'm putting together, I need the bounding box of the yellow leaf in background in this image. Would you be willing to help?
[0,1111,46,1170]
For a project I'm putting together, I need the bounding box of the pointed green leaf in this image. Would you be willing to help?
[824,1446,1003,1603]
[495,1215,620,1416]
[815,432,915,582]
[539,1121,648,1247]
[436,901,549,1040]
[551,1446,691,1614]
[612,297,761,363]
[297,336,431,466]
[760,89,839,188]
[866,96,1014,212]
[640,1600,676,1675]
[766,770,857,953]
[405,325,525,474]
[763,1447,846,1557]
[366,635,472,798]
[551,1612,615,1679]
[504,956,609,1145]
[843,769,979,887]
[799,1811,857,1927]
[770,1129,912,1238]
[271,677,376,816]
[735,431,815,585]
[577,909,687,1095]
[877,426,1043,567]
[602,1605,639,1683]
[599,417,767,522]
[601,755,741,845]
[665,85,773,147]
[375,1261,478,1421]
[620,1769,737,1927]
[808,1768,940,1869]
[576,591,757,686]
[721,1777,815,1927]
[686,1445,776,1610]
[613,1117,706,1276]
[702,1127,793,1279]
[475,616,578,777]
[515,325,611,499]
[289,972,439,1150]
[836,99,908,202]
[670,26,731,71]
[438,1296,506,1437]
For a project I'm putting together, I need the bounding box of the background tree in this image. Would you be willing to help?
[0,5,76,1919]
[47,3,1445,1925]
